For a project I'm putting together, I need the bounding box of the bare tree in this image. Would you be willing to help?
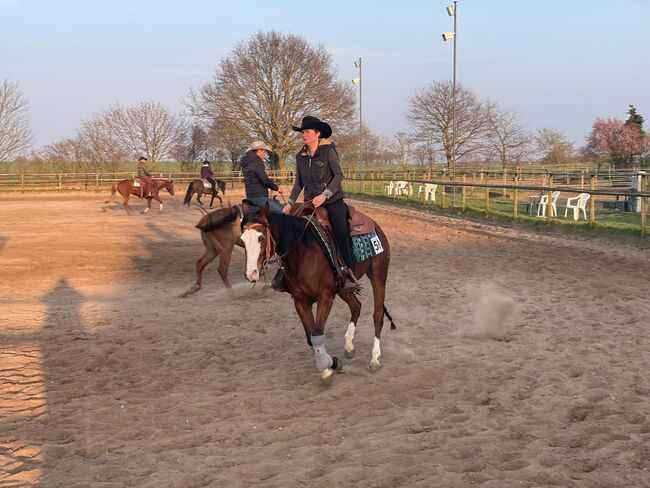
[406,80,493,170]
[486,107,534,168]
[536,128,576,165]
[335,124,382,172]
[190,31,355,169]
[209,117,249,171]
[107,102,186,162]
[390,132,413,171]
[0,80,32,161]
[77,115,130,172]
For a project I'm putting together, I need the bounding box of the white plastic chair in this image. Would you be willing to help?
[417,183,438,202]
[564,192,590,221]
[537,191,561,217]
[384,180,395,195]
[394,180,410,196]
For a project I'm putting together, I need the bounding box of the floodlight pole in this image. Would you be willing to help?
[451,1,457,204]
[356,58,363,166]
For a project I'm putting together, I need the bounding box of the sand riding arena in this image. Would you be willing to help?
[1,191,649,487]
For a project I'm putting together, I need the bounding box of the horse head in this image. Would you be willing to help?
[217,180,226,194]
[165,180,175,195]
[240,203,273,283]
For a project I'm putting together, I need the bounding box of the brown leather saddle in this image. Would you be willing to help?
[293,204,375,237]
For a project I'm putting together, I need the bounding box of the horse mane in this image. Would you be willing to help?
[267,213,316,255]
[196,206,239,231]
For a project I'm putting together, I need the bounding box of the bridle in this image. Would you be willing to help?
[243,204,317,280]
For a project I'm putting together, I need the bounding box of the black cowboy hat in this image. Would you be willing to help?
[292,116,332,139]
[202,160,210,165]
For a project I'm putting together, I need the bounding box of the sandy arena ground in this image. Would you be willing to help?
[1,190,650,487]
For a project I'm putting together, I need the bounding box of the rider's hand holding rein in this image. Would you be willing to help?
[312,194,326,208]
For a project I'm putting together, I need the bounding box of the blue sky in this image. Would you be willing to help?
[2,0,649,148]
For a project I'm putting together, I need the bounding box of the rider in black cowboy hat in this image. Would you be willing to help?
[278,115,358,292]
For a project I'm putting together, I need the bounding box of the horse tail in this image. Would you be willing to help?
[104,184,117,203]
[183,182,194,205]
[383,305,396,330]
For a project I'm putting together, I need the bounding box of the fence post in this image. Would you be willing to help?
[96,174,100,188]
[484,180,490,216]
[589,175,596,229]
[58,174,62,191]
[441,177,446,209]
[20,173,25,193]
[580,170,585,190]
[546,174,553,223]
[461,174,467,211]
[641,174,647,237]
[503,168,507,198]
[513,172,519,222]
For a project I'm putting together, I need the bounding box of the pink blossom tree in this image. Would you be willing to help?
[585,118,647,168]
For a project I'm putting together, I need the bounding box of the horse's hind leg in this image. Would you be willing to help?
[365,259,389,371]
[123,194,133,215]
[337,291,362,359]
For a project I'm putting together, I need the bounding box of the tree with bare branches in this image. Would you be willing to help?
[486,107,533,168]
[406,80,493,170]
[0,80,32,161]
[107,102,186,162]
[190,31,355,169]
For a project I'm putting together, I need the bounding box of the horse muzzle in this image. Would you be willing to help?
[247,269,259,283]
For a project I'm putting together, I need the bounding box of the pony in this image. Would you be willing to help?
[105,178,175,214]
[183,179,227,208]
[240,203,395,385]
[178,204,244,297]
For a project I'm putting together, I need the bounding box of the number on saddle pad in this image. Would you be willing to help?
[133,181,141,187]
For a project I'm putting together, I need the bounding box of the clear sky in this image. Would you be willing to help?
[2,0,649,149]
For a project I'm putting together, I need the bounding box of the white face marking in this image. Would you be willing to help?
[241,228,264,282]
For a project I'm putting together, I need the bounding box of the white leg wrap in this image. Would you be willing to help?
[344,322,356,354]
[370,337,381,366]
[311,335,333,371]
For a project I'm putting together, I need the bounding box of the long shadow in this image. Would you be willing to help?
[0,279,89,486]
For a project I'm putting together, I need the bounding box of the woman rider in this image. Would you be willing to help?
[278,115,357,292]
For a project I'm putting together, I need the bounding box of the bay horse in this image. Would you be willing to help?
[183,179,226,208]
[240,203,395,385]
[105,178,175,215]
[178,204,244,297]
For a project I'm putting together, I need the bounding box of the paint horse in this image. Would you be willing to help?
[105,178,175,214]
[240,202,395,385]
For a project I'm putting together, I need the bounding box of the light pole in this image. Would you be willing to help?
[443,1,457,203]
[352,58,362,167]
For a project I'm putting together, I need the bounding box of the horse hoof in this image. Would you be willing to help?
[332,357,343,372]
[344,348,356,359]
[368,361,382,372]
[320,368,333,385]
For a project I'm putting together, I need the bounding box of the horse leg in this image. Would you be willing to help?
[295,297,339,384]
[216,246,234,288]
[123,194,132,215]
[337,291,362,359]
[143,198,151,214]
[153,195,163,212]
[312,295,340,384]
[365,260,389,371]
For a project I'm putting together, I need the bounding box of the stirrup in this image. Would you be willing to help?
[340,267,361,293]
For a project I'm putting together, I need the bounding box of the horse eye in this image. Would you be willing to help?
[258,235,265,243]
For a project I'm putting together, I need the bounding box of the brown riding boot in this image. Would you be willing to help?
[340,267,360,293]
[271,268,288,293]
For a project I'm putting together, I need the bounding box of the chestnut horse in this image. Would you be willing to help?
[241,203,395,385]
[105,178,175,214]
[183,179,227,208]
[178,204,244,297]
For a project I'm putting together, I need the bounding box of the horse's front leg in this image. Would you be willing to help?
[338,291,362,359]
[313,294,341,384]
[153,195,163,212]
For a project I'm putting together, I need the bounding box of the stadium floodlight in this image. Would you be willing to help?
[446,5,455,16]
[442,32,455,41]
[352,78,360,85]
[443,1,458,204]
[353,58,362,165]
